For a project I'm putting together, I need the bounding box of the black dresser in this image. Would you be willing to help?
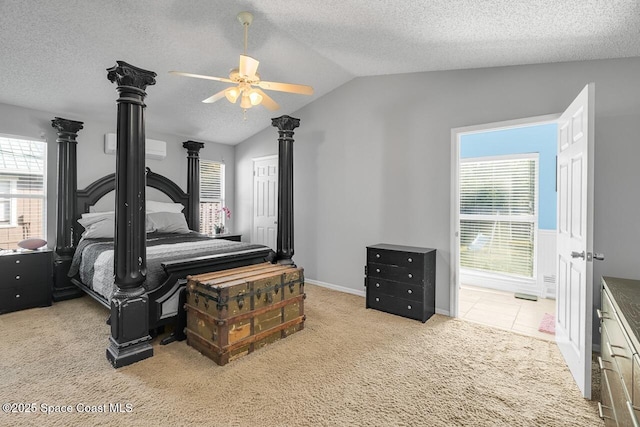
[0,250,53,314]
[365,244,436,322]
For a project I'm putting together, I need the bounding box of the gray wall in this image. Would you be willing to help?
[0,102,235,246]
[235,58,640,333]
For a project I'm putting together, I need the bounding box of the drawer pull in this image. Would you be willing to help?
[408,274,413,279]
[597,309,609,320]
[407,289,412,294]
[408,258,412,263]
[375,297,380,302]
[15,294,20,298]
[597,356,612,371]
[598,402,613,420]
[376,269,380,273]
[15,275,20,280]
[376,253,380,258]
[628,401,640,427]
[607,342,630,359]
[407,305,412,310]
[15,259,20,264]
[375,283,380,288]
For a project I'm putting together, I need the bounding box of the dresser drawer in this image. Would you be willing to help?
[599,365,617,426]
[633,354,640,411]
[604,367,633,426]
[602,292,634,394]
[367,293,424,321]
[368,262,423,285]
[367,248,424,270]
[366,277,423,301]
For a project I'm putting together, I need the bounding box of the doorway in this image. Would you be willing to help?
[450,115,559,340]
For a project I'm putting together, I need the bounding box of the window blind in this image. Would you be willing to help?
[0,137,46,249]
[199,160,225,235]
[459,155,538,278]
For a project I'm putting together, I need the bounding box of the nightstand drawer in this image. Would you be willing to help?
[367,293,424,321]
[367,248,424,270]
[368,263,423,285]
[0,267,47,289]
[366,277,423,301]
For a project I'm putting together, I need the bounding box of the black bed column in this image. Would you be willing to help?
[271,115,300,265]
[106,61,156,368]
[182,140,204,231]
[51,117,84,301]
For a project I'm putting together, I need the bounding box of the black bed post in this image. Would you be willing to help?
[271,115,300,265]
[182,140,204,231]
[51,117,84,301]
[106,61,156,368]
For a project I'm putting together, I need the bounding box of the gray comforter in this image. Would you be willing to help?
[69,232,266,302]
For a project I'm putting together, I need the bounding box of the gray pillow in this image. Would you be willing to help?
[147,212,190,234]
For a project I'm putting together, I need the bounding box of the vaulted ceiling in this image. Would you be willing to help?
[1,0,639,144]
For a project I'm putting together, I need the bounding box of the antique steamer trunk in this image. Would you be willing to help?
[185,262,305,365]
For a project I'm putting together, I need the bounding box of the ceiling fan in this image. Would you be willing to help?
[170,11,314,112]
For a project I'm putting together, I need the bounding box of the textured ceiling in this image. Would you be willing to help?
[1,0,639,145]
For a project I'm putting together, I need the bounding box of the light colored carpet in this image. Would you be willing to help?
[0,284,601,426]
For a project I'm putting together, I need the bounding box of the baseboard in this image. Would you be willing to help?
[305,278,365,297]
[305,278,451,317]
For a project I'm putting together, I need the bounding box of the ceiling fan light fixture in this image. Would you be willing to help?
[224,87,241,103]
[240,94,253,109]
[248,89,263,106]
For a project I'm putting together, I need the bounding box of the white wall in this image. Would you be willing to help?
[235,58,640,340]
[0,102,235,245]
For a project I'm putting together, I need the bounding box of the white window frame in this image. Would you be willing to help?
[459,153,540,281]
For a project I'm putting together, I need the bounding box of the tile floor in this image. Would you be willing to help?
[458,284,556,341]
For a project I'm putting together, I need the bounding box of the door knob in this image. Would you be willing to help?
[571,251,585,259]
[593,253,605,261]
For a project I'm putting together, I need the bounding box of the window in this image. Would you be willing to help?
[199,160,225,236]
[0,136,47,250]
[459,154,538,278]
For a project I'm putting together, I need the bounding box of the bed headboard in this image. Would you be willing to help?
[74,168,191,244]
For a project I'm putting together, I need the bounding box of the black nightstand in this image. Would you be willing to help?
[0,249,53,314]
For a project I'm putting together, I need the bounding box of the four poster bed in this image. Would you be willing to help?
[51,61,300,368]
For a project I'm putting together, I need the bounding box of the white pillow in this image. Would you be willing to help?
[147,212,190,234]
[79,212,114,227]
[146,201,184,213]
[80,217,115,239]
[79,211,156,238]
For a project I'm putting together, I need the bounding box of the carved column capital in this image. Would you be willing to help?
[182,140,205,156]
[107,61,157,90]
[51,117,84,138]
[271,115,300,133]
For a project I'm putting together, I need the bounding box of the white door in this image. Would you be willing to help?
[253,156,278,250]
[555,83,594,399]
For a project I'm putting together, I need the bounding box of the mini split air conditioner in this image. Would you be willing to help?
[104,133,167,160]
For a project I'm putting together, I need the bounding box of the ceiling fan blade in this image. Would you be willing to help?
[254,88,280,111]
[257,80,314,95]
[202,89,228,104]
[239,55,259,78]
[169,71,233,83]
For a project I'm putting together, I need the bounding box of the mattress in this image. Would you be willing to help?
[68,232,267,302]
